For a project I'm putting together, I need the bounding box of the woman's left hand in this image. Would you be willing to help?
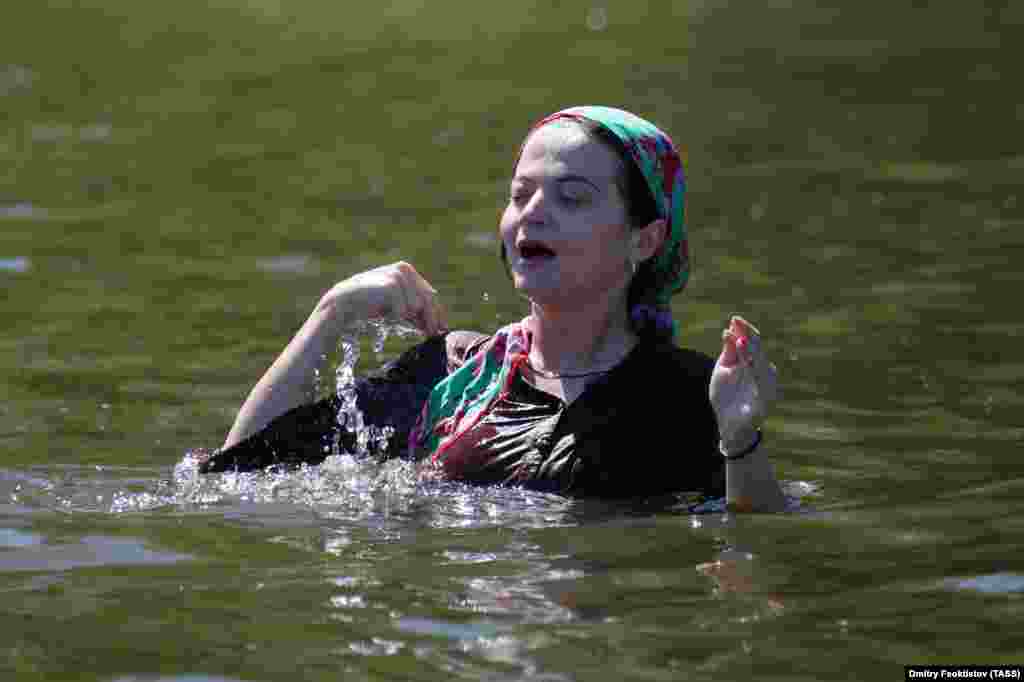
[709,316,779,452]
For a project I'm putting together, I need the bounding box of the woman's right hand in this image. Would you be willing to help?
[315,261,448,337]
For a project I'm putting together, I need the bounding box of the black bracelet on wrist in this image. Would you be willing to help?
[720,430,763,461]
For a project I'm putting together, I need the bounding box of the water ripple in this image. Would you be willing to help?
[0,203,46,220]
[946,573,1024,594]
[0,256,29,272]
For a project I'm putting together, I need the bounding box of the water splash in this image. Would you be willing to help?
[332,320,419,457]
[108,319,426,514]
[335,332,367,455]
[333,320,411,457]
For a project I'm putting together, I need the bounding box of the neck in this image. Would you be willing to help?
[525,291,636,375]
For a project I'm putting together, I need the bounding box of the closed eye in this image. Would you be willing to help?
[559,182,593,208]
[509,183,532,205]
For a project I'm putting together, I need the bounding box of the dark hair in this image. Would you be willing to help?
[500,118,674,342]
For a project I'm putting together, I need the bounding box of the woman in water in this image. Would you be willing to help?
[204,106,786,511]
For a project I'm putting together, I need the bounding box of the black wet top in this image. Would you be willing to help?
[201,332,724,499]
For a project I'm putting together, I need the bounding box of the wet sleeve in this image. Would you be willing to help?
[198,332,487,473]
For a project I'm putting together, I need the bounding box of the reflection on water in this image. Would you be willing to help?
[112,677,247,682]
[0,203,45,220]
[0,256,30,272]
[254,253,317,274]
[0,527,42,547]
[0,63,34,94]
[947,574,1024,594]
[0,534,191,572]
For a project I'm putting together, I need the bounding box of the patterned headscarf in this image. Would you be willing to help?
[410,106,689,466]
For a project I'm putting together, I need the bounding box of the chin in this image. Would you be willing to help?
[512,275,562,305]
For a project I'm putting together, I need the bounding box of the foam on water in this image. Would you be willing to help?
[113,320,423,514]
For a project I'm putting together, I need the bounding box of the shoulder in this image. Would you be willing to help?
[602,341,717,426]
[588,340,716,418]
[443,330,492,373]
[632,341,716,386]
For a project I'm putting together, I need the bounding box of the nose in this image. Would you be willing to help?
[519,187,549,226]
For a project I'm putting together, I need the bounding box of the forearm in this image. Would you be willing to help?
[223,302,345,450]
[723,432,786,512]
[221,262,446,452]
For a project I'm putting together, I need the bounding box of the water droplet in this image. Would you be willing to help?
[464,232,497,249]
[335,326,395,457]
[586,6,608,31]
[482,292,490,302]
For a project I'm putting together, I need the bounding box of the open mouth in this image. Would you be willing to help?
[517,240,556,261]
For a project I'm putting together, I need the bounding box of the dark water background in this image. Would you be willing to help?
[2,0,1023,679]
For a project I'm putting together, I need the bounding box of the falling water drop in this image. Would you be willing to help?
[586,6,608,31]
[373,321,388,355]
[334,322,403,457]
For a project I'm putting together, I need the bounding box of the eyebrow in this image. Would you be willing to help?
[510,173,605,193]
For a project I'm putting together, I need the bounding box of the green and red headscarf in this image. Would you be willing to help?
[410,106,689,466]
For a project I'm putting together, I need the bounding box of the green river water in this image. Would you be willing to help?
[2,0,1023,679]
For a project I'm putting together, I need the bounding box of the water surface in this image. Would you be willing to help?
[2,0,1022,679]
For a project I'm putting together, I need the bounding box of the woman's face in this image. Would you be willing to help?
[500,122,633,309]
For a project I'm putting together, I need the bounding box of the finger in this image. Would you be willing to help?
[396,263,442,334]
[415,284,446,336]
[730,315,761,338]
[421,282,449,336]
[390,269,422,327]
[431,297,449,336]
[733,321,776,391]
[398,261,439,304]
[730,316,764,368]
[417,292,443,337]
[719,328,741,369]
